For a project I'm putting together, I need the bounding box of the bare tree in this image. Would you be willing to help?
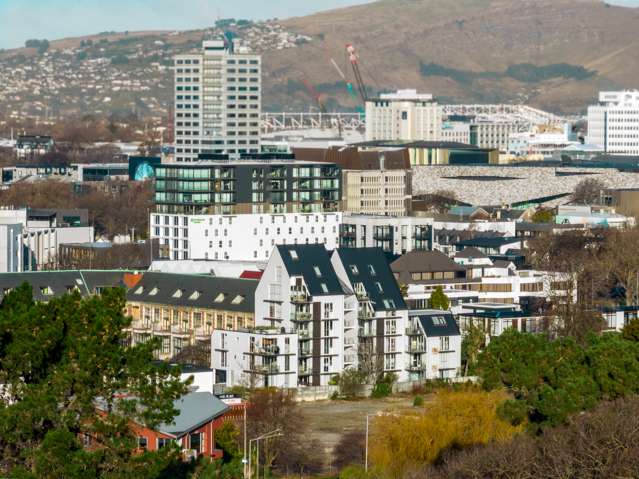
[572,178,605,205]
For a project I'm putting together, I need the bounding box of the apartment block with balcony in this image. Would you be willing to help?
[254,244,350,387]
[125,273,257,360]
[150,159,342,260]
[212,328,298,388]
[340,214,433,254]
[331,247,410,381]
[405,310,461,380]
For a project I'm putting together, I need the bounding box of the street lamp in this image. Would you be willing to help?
[247,428,283,479]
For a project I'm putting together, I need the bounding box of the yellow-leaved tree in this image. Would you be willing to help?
[368,389,523,478]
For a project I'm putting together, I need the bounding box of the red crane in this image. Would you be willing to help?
[346,44,369,104]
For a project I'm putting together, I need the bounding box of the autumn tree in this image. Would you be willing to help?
[0,284,189,477]
[531,208,555,223]
[368,389,522,478]
[416,190,459,214]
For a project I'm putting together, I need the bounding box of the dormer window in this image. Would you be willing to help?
[349,265,359,275]
[172,289,183,298]
[134,286,144,295]
[189,291,201,300]
[214,293,226,303]
[289,250,298,261]
[367,265,376,276]
[40,286,53,296]
[231,294,245,304]
[433,316,447,326]
[149,287,159,296]
[320,283,329,293]
[313,266,322,278]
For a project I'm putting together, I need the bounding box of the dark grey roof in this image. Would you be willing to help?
[0,270,129,301]
[355,140,495,152]
[412,310,460,337]
[335,247,406,312]
[126,272,256,312]
[456,237,522,248]
[454,247,488,259]
[277,244,343,296]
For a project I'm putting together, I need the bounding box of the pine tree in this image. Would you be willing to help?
[428,286,450,310]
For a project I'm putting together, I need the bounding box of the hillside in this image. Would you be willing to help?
[1,0,638,121]
[267,0,639,113]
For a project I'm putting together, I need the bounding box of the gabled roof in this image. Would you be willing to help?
[126,272,256,312]
[276,244,343,296]
[391,251,466,283]
[158,392,229,437]
[412,310,460,337]
[454,247,489,260]
[336,247,406,312]
[0,270,130,301]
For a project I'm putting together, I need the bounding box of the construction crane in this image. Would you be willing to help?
[330,57,364,115]
[301,78,327,114]
[346,44,369,104]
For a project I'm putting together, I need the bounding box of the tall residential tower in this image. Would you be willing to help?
[174,39,261,162]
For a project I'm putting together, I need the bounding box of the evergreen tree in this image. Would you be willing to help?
[428,286,450,310]
[0,284,188,478]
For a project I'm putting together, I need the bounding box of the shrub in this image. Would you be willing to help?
[413,395,424,407]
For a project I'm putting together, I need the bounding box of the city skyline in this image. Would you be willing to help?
[1,0,638,50]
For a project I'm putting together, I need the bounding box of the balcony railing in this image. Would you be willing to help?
[194,326,212,338]
[408,343,426,353]
[406,326,422,336]
[406,363,425,372]
[290,292,311,303]
[299,348,312,357]
[358,310,374,320]
[297,329,311,339]
[253,364,280,374]
[358,328,376,337]
[131,320,152,331]
[291,311,312,322]
[252,345,280,356]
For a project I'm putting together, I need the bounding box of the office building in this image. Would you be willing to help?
[587,90,639,155]
[470,122,518,151]
[174,40,261,161]
[342,168,412,216]
[365,90,441,142]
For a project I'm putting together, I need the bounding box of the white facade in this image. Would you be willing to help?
[342,169,412,217]
[441,122,471,144]
[365,89,442,142]
[212,328,299,389]
[0,224,22,273]
[587,90,639,155]
[150,212,342,261]
[471,122,518,151]
[174,40,261,162]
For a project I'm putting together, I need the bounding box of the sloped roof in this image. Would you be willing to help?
[336,247,406,311]
[391,251,466,284]
[454,247,489,260]
[276,244,343,296]
[126,272,256,312]
[413,310,460,337]
[0,270,130,301]
[158,392,229,437]
[456,237,522,248]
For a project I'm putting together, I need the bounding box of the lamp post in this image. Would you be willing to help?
[247,428,282,479]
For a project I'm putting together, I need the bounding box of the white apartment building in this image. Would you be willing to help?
[150,212,342,261]
[365,89,442,142]
[174,39,261,161]
[0,224,22,273]
[342,169,412,217]
[588,90,639,155]
[405,311,461,380]
[470,122,519,151]
[212,328,298,389]
[254,244,352,386]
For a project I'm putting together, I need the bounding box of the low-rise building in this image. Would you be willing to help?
[405,310,461,380]
[125,273,257,360]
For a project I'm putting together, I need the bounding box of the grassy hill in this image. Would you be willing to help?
[1,0,638,118]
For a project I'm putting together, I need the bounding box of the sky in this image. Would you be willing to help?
[0,0,638,50]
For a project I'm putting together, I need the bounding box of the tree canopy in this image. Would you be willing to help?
[0,284,188,478]
[428,286,450,310]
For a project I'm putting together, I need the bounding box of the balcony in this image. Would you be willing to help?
[290,292,311,303]
[356,292,370,302]
[171,324,191,336]
[344,320,355,329]
[291,311,312,322]
[406,326,422,336]
[408,343,426,353]
[406,363,425,372]
[131,320,152,332]
[299,348,312,358]
[194,326,212,339]
[252,364,280,374]
[344,354,357,364]
[298,366,312,376]
[297,329,311,339]
[358,328,376,338]
[251,345,280,356]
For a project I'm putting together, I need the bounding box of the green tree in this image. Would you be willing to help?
[215,421,241,463]
[428,286,450,310]
[0,284,188,478]
[531,208,555,223]
[461,321,487,376]
[623,318,639,341]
